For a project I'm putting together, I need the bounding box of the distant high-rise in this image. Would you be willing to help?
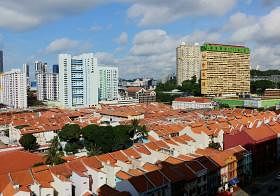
[200,43,250,96]
[23,64,30,88]
[0,69,27,108]
[0,50,3,73]
[99,66,118,101]
[35,61,47,74]
[53,64,59,74]
[59,53,99,108]
[176,42,201,85]
[35,62,58,101]
[37,72,58,101]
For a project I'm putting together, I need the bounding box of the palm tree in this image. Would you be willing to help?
[45,136,65,165]
[129,119,148,143]
[88,144,102,156]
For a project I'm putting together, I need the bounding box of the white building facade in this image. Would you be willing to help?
[98,66,118,101]
[59,53,99,108]
[37,72,59,101]
[176,42,201,85]
[0,69,27,109]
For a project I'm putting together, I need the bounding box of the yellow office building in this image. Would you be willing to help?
[201,43,250,96]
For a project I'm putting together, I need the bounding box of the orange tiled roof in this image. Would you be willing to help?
[116,170,132,180]
[10,170,33,186]
[122,148,141,159]
[0,151,44,174]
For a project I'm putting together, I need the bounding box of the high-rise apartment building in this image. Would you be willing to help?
[0,50,3,73]
[22,64,30,89]
[53,64,59,74]
[37,72,58,101]
[0,69,27,108]
[59,53,99,108]
[35,61,47,74]
[200,43,250,96]
[98,66,118,101]
[36,62,58,101]
[176,42,201,85]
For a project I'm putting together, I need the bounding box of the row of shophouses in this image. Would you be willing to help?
[0,108,280,195]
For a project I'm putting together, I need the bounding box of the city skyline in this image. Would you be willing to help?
[0,0,279,79]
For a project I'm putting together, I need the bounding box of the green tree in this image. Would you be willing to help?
[129,119,148,143]
[45,136,65,165]
[82,124,133,153]
[250,80,275,95]
[19,134,39,151]
[58,124,81,142]
[87,144,102,156]
[64,142,81,154]
[178,76,201,96]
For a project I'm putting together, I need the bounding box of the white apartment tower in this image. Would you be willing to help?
[36,62,58,101]
[176,42,201,85]
[59,53,99,108]
[0,69,27,108]
[98,66,118,101]
[37,72,58,101]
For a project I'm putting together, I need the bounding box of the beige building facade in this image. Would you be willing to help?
[200,43,250,96]
[176,42,201,85]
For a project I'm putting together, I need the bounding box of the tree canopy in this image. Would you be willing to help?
[58,124,81,142]
[250,80,277,95]
[81,124,132,153]
[19,134,39,151]
[156,76,201,103]
[251,69,280,76]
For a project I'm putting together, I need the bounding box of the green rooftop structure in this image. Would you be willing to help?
[200,43,250,54]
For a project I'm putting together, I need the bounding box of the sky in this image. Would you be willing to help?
[0,0,280,79]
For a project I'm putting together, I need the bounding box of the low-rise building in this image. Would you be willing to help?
[172,97,213,110]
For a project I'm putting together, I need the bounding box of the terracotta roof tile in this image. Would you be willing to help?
[122,148,141,159]
[133,144,151,155]
[0,151,44,174]
[10,170,33,186]
[82,156,103,170]
[142,163,160,172]
[110,151,130,163]
[116,170,132,180]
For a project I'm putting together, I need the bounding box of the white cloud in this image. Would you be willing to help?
[97,29,221,78]
[251,45,280,70]
[45,38,79,53]
[127,0,237,26]
[0,0,105,31]
[0,0,237,31]
[223,12,256,31]
[115,32,128,45]
[229,7,280,44]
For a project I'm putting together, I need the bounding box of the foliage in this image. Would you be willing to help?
[87,144,102,156]
[156,78,177,91]
[156,76,201,103]
[250,80,276,95]
[251,69,280,76]
[45,136,65,165]
[58,124,81,142]
[209,142,221,150]
[177,76,201,96]
[27,89,45,107]
[64,142,81,154]
[129,119,148,143]
[155,92,181,104]
[19,134,39,151]
[82,124,132,154]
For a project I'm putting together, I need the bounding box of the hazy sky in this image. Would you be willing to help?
[0,0,280,78]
